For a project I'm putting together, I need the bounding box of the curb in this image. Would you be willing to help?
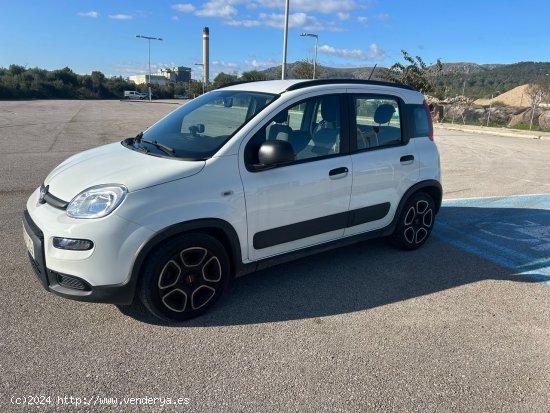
[119,99,183,105]
[434,123,550,141]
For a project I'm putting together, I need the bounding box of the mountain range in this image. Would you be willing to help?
[261,61,550,99]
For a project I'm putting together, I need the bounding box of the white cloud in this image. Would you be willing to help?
[172,15,180,21]
[228,12,343,31]
[337,12,350,20]
[196,0,238,17]
[171,3,196,13]
[373,13,390,20]
[318,43,387,61]
[109,14,133,20]
[208,57,280,78]
[226,18,262,27]
[77,11,98,18]
[254,0,359,14]
[243,57,279,70]
[357,16,367,24]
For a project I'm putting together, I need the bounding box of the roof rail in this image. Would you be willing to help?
[285,79,417,92]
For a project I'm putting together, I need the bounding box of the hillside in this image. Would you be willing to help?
[474,84,531,107]
[261,61,550,100]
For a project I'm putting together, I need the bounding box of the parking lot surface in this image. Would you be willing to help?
[1,100,549,412]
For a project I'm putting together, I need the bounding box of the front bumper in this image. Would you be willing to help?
[23,209,136,305]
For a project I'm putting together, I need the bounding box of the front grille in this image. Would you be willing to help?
[55,273,91,291]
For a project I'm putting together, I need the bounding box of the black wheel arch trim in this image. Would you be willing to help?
[122,218,245,305]
[384,180,442,236]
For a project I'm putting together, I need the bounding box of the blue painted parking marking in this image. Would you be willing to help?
[433,194,550,285]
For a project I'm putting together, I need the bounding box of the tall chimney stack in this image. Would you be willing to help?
[202,27,209,84]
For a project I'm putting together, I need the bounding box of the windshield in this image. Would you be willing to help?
[123,90,277,160]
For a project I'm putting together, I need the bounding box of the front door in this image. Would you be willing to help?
[239,94,353,261]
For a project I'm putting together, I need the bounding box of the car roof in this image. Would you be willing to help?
[220,80,303,94]
[219,79,419,95]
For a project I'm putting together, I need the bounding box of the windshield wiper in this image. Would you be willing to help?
[134,133,176,157]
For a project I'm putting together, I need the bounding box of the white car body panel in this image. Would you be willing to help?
[44,142,204,200]
[345,140,420,236]
[240,155,353,260]
[26,187,155,286]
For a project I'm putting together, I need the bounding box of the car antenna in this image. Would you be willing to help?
[368,64,378,80]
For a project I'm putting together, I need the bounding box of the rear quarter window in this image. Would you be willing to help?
[412,105,431,137]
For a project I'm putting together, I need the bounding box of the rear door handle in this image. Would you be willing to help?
[329,167,349,177]
[400,155,414,164]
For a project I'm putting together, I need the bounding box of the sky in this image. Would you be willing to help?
[1,1,549,81]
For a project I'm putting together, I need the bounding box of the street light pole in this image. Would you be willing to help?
[195,63,205,95]
[281,0,290,80]
[136,35,163,102]
[300,32,319,79]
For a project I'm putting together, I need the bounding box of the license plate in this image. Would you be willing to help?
[23,225,35,260]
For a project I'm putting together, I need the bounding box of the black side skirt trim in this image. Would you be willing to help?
[253,202,390,250]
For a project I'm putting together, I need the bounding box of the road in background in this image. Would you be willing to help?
[1,101,549,412]
[436,128,550,199]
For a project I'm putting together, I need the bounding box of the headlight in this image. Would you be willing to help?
[67,185,127,219]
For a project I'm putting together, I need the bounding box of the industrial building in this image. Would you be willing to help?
[130,26,209,87]
[129,66,192,86]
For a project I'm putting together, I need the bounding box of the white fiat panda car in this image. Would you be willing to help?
[23,79,442,321]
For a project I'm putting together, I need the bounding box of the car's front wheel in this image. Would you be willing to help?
[391,192,435,250]
[138,233,230,321]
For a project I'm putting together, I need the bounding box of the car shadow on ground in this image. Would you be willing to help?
[118,205,550,326]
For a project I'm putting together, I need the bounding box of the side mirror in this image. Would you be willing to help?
[189,124,205,136]
[258,140,295,167]
[223,97,233,108]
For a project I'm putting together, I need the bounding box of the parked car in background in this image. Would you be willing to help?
[123,91,145,100]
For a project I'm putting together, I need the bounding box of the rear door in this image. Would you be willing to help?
[344,93,419,236]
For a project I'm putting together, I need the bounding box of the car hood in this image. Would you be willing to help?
[44,142,205,201]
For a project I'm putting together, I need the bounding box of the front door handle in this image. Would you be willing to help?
[329,167,349,177]
[400,155,414,164]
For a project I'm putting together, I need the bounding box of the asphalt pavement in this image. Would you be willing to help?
[0,100,549,412]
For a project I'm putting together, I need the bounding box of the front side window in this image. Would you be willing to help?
[245,95,342,167]
[354,96,402,150]
[123,91,277,160]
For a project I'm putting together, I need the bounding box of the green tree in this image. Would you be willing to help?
[213,72,238,89]
[383,50,442,93]
[526,76,550,130]
[293,60,314,79]
[188,81,205,97]
[291,59,326,80]
[240,70,267,82]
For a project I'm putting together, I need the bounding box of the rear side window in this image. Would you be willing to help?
[354,96,402,150]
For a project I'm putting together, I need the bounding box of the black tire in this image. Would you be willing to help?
[391,192,435,250]
[138,233,230,321]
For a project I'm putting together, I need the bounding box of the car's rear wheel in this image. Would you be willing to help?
[138,233,230,321]
[391,192,435,250]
